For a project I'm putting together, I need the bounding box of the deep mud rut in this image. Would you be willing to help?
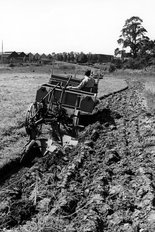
[1,78,155,231]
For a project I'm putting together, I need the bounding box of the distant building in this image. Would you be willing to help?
[8,51,27,63]
[40,53,52,64]
[47,54,52,60]
[40,53,47,59]
[17,52,26,62]
[27,52,34,62]
[0,51,13,63]
[1,51,19,63]
[96,54,114,63]
[34,53,40,62]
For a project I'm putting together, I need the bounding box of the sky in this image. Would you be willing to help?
[0,0,155,55]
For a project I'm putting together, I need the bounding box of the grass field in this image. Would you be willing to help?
[0,63,155,167]
[0,73,49,165]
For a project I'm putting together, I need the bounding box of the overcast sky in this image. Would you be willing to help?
[0,0,155,55]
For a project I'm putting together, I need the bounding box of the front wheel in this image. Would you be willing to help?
[25,103,42,139]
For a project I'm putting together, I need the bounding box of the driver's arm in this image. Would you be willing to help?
[67,78,87,90]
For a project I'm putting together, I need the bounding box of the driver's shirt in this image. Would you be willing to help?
[76,75,95,91]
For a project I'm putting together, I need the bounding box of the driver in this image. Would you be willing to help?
[67,70,95,92]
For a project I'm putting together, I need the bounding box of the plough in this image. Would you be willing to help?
[21,73,99,163]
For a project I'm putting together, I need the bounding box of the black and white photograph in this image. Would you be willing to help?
[0,0,155,231]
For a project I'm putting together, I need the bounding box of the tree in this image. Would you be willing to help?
[77,52,88,63]
[87,53,93,64]
[56,53,63,61]
[69,51,75,63]
[117,16,148,58]
[141,39,155,57]
[62,52,67,62]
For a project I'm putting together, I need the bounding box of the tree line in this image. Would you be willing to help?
[52,52,113,64]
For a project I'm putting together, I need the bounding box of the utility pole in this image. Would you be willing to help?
[1,40,3,64]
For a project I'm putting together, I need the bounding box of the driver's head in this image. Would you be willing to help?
[85,70,91,77]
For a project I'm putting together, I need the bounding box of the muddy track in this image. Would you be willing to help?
[1,78,155,231]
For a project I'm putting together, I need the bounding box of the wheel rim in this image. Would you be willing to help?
[25,103,42,139]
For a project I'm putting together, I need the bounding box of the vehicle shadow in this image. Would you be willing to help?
[79,108,122,128]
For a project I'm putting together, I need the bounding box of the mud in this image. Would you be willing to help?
[1,78,155,231]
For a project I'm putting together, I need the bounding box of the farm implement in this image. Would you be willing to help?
[21,73,99,163]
